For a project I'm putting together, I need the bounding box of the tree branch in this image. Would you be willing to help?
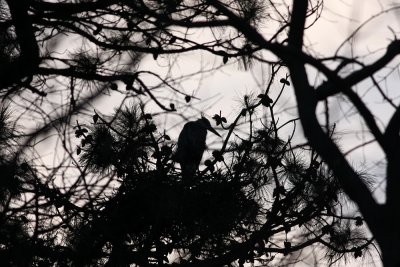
[316,40,400,99]
[286,0,382,238]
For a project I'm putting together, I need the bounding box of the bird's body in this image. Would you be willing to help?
[175,118,220,179]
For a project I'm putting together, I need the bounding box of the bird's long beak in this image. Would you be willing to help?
[207,126,221,137]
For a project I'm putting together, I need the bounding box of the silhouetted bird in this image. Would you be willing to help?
[175,117,220,179]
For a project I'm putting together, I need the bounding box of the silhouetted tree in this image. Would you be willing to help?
[0,80,375,267]
[0,0,398,266]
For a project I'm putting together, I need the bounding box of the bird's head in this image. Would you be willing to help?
[199,117,221,137]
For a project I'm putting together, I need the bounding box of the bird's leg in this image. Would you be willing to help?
[181,163,197,187]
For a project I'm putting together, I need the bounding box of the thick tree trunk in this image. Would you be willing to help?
[1,1,40,89]
[378,206,400,267]
[380,240,400,267]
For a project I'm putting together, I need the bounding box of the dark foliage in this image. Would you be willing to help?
[0,98,373,266]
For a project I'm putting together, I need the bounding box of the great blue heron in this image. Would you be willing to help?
[175,117,221,179]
